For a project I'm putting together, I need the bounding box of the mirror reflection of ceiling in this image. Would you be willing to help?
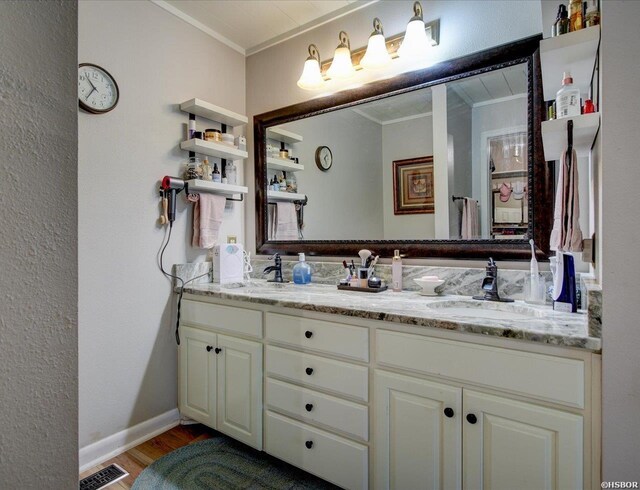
[352,65,527,124]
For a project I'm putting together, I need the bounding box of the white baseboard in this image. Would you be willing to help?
[79,408,180,473]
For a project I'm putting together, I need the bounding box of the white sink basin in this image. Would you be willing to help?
[428,300,544,321]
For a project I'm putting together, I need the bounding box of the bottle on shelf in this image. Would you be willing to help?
[556,71,581,119]
[584,0,600,27]
[225,161,237,185]
[569,0,583,32]
[212,162,221,183]
[201,158,212,181]
[554,4,569,36]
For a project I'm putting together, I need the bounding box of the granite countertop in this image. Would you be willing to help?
[181,280,600,353]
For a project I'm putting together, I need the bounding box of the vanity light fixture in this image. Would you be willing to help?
[397,1,431,59]
[326,31,356,79]
[360,18,392,70]
[296,44,324,90]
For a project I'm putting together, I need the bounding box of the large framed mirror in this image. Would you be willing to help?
[254,35,551,260]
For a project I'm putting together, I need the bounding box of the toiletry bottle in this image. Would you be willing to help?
[555,4,569,35]
[292,253,311,284]
[212,163,221,183]
[201,158,212,181]
[585,0,600,27]
[569,0,583,31]
[188,113,196,139]
[556,72,581,118]
[391,249,403,292]
[225,161,237,185]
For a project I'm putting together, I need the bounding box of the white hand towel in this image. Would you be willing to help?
[275,202,299,240]
[192,194,226,249]
[550,149,583,252]
[461,198,480,239]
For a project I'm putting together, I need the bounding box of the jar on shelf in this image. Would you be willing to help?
[184,156,202,180]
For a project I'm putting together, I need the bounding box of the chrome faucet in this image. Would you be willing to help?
[472,258,513,302]
[263,253,285,283]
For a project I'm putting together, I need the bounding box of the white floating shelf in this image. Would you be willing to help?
[540,26,600,101]
[267,157,305,172]
[541,112,600,161]
[180,98,248,127]
[185,180,248,196]
[181,138,248,160]
[268,190,307,202]
[267,127,303,144]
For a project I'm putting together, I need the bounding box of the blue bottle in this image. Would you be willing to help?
[292,253,312,284]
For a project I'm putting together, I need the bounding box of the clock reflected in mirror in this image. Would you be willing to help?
[78,63,119,114]
[315,145,332,171]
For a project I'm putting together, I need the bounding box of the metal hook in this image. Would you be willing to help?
[372,17,384,36]
[412,1,423,20]
[338,31,351,50]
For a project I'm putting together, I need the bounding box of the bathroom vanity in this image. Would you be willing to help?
[177,282,600,490]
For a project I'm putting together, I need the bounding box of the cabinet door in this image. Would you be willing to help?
[216,334,263,450]
[179,326,216,428]
[374,370,462,490]
[463,390,583,490]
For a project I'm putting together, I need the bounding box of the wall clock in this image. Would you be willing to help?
[315,146,333,171]
[78,63,119,114]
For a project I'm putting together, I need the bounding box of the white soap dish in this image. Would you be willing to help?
[414,276,445,296]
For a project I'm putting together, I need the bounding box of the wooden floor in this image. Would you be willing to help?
[80,423,217,489]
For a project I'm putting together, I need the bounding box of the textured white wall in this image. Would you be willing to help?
[246,0,543,257]
[0,1,78,486]
[78,0,245,449]
[601,0,640,478]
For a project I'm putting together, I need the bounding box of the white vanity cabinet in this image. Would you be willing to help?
[179,300,263,450]
[374,330,589,490]
[179,295,600,490]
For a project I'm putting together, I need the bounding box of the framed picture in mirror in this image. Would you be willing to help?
[393,156,434,215]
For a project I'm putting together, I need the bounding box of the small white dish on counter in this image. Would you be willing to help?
[414,276,445,296]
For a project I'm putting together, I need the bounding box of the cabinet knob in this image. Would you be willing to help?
[305,403,314,412]
[466,413,478,424]
[305,440,314,449]
[305,367,314,376]
[305,330,313,339]
[206,345,213,352]
[215,347,222,354]
[444,407,454,418]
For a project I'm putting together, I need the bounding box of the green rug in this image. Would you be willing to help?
[131,433,338,489]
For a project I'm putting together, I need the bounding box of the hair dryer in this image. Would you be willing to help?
[161,176,185,223]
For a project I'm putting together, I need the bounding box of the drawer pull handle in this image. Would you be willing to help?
[305,330,313,339]
[215,347,222,354]
[305,367,314,376]
[305,403,314,412]
[466,413,477,424]
[305,440,314,449]
[444,407,454,418]
[206,345,213,352]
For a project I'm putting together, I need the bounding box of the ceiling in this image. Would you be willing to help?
[157,0,375,55]
[353,88,433,125]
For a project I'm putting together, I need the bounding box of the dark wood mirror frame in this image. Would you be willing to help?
[254,34,551,261]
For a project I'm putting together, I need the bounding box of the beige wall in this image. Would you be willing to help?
[0,1,78,486]
[246,0,543,261]
[600,0,640,478]
[78,0,245,454]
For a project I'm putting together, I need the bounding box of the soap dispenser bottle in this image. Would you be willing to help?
[292,253,311,284]
[392,249,403,292]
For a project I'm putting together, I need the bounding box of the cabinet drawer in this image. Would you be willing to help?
[266,313,369,361]
[265,411,368,490]
[376,330,585,408]
[266,378,368,441]
[266,346,368,402]
[182,300,262,338]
